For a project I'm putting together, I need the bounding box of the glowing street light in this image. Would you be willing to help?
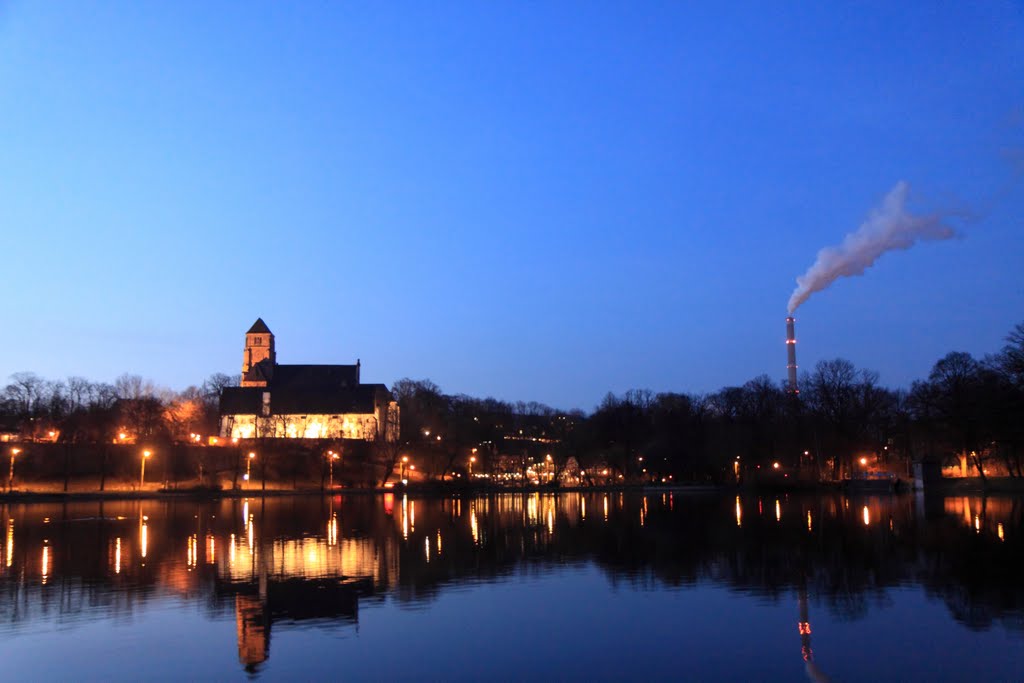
[140,450,152,489]
[246,452,256,483]
[401,455,409,484]
[328,451,340,489]
[772,462,781,470]
[8,448,21,491]
[469,455,476,477]
[859,457,868,466]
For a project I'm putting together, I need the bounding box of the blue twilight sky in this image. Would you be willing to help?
[0,2,1022,410]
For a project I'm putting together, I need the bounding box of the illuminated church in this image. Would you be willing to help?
[219,319,399,441]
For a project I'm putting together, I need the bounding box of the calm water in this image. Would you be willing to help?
[0,491,1021,681]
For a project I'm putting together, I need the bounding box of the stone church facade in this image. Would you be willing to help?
[219,319,399,441]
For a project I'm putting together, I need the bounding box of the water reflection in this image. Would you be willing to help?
[0,491,1021,676]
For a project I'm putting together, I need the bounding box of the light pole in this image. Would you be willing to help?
[401,456,409,485]
[469,454,476,478]
[8,448,21,491]
[140,450,151,489]
[329,451,339,489]
[246,452,255,485]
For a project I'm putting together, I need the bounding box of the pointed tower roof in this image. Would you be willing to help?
[247,318,272,334]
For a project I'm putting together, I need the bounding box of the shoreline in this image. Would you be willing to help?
[0,482,728,503]
[1,477,1020,503]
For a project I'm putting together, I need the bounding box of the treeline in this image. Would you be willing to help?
[393,321,1024,483]
[0,372,235,443]
[2,321,1022,485]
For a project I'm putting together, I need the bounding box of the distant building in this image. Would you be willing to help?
[219,319,399,441]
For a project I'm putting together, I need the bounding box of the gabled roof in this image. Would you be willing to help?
[243,358,274,384]
[220,384,391,416]
[272,364,359,390]
[247,318,272,334]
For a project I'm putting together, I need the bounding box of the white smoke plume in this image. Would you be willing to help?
[787,181,956,314]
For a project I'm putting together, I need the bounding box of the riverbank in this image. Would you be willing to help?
[922,477,1024,494]
[0,481,730,503]
[5,476,1022,503]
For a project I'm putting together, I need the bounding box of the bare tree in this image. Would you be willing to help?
[6,372,46,415]
[374,403,403,486]
[114,373,156,400]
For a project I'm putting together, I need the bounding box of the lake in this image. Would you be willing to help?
[0,491,1020,681]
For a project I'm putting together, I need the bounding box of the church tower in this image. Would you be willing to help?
[241,318,276,386]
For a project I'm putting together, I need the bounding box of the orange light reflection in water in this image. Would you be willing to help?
[41,543,50,585]
[470,506,479,545]
[6,519,13,568]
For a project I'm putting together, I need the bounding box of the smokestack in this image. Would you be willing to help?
[786,316,798,394]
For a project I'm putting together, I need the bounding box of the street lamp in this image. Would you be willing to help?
[401,456,409,484]
[8,448,21,491]
[246,452,256,483]
[469,455,476,477]
[329,451,340,489]
[140,450,152,489]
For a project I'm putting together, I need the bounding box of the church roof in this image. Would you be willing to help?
[222,360,384,418]
[272,364,359,389]
[219,384,390,416]
[242,358,274,384]
[247,318,272,334]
